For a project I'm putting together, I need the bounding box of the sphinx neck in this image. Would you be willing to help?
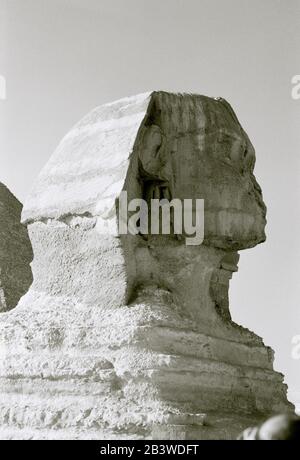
[131,238,238,329]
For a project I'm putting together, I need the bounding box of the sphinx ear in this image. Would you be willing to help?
[138,124,164,178]
[138,124,174,201]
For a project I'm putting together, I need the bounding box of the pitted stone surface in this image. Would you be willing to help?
[0,183,33,312]
[0,92,293,440]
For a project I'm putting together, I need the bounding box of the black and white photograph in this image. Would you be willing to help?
[0,0,299,445]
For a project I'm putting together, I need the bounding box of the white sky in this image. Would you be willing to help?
[0,0,299,409]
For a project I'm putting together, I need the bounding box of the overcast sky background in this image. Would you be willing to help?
[0,0,299,409]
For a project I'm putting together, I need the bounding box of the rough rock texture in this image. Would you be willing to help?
[0,92,294,440]
[0,183,33,312]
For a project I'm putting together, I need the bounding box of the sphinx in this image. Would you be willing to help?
[0,92,293,439]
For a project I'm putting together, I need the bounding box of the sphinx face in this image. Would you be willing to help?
[139,95,267,251]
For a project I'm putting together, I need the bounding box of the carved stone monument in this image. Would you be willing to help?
[0,92,293,439]
[0,182,33,312]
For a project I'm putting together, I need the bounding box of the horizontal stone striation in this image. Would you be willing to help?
[22,92,153,224]
[0,290,291,438]
[0,92,293,440]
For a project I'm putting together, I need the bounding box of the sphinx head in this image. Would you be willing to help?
[135,92,266,251]
[21,91,266,324]
[125,93,267,324]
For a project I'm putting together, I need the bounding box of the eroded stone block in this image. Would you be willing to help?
[0,183,33,312]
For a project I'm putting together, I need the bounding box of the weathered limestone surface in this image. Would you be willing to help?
[0,92,294,439]
[0,183,33,312]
